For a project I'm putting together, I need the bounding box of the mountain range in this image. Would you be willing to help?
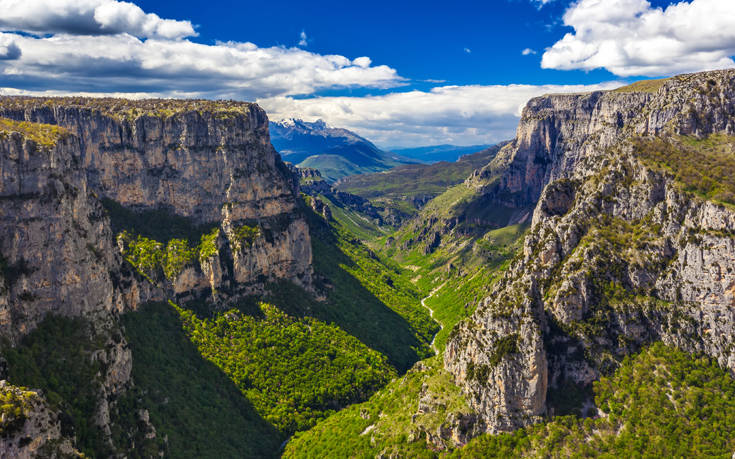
[1,69,735,458]
[270,119,414,182]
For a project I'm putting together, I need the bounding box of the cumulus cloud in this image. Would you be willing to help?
[259,81,622,146]
[0,31,402,99]
[0,0,196,39]
[542,0,735,77]
[522,48,537,56]
[0,1,403,99]
[298,30,308,47]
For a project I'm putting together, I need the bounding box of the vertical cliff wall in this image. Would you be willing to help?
[0,97,313,300]
[0,119,158,455]
[0,97,315,455]
[445,70,735,435]
[0,122,137,340]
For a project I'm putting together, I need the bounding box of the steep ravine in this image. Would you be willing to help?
[421,282,446,354]
[0,98,316,456]
[444,69,735,437]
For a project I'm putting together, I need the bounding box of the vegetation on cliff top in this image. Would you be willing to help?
[612,77,670,94]
[635,134,735,206]
[0,96,256,121]
[0,117,70,147]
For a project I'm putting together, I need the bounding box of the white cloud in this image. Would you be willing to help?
[522,48,537,56]
[532,0,555,8]
[464,47,472,54]
[0,31,403,99]
[259,81,622,147]
[0,2,403,99]
[542,0,735,77]
[0,0,196,39]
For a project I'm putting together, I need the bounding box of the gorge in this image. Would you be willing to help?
[1,69,735,458]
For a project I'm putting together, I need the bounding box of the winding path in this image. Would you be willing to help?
[420,282,446,354]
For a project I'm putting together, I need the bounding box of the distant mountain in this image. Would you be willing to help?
[388,144,492,163]
[270,119,414,182]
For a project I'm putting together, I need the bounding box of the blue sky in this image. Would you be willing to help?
[136,0,616,88]
[0,0,734,146]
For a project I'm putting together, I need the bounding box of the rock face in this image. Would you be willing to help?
[0,98,314,454]
[0,122,154,342]
[445,70,735,434]
[0,97,313,300]
[0,119,160,453]
[0,381,79,458]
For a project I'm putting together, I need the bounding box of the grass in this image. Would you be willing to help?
[613,78,670,93]
[635,134,735,206]
[0,117,70,147]
[419,183,477,219]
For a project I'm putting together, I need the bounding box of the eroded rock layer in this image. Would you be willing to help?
[445,70,735,434]
[0,98,313,454]
[0,98,312,300]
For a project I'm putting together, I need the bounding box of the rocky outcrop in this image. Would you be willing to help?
[0,381,79,458]
[0,98,314,455]
[0,122,156,342]
[0,121,161,454]
[445,70,735,434]
[0,97,313,299]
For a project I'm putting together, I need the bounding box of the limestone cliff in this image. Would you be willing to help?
[0,118,162,454]
[0,380,80,458]
[445,70,735,435]
[0,97,313,300]
[0,98,313,455]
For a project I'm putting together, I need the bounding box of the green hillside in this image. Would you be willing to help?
[337,145,503,219]
[284,343,735,458]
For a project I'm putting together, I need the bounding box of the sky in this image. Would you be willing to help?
[0,0,734,147]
